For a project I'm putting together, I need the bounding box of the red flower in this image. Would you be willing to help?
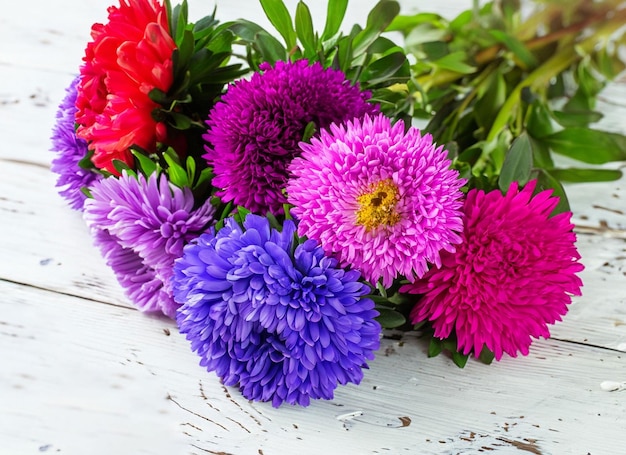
[75,0,176,174]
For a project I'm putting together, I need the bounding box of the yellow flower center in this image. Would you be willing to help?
[355,179,401,231]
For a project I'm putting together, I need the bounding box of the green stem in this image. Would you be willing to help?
[446,62,499,137]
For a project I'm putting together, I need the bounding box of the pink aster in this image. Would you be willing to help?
[402,180,584,360]
[286,113,465,287]
[75,0,176,174]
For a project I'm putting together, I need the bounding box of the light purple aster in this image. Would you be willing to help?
[91,228,169,313]
[83,171,215,318]
[203,59,378,215]
[287,113,466,287]
[173,214,381,407]
[50,76,100,210]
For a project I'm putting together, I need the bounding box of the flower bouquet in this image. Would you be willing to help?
[51,0,626,407]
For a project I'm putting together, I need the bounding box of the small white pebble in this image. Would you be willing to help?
[600,380,626,392]
[616,343,626,352]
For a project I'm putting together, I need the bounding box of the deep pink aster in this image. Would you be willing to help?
[83,171,215,317]
[402,180,584,360]
[203,59,378,215]
[75,0,176,174]
[287,113,465,287]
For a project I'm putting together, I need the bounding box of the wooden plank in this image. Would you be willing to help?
[1,279,624,454]
[0,159,129,308]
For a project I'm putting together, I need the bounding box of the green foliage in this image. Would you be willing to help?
[426,332,494,368]
[385,0,626,194]
[157,0,246,158]
[229,0,411,119]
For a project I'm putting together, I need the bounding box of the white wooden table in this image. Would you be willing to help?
[1,1,625,454]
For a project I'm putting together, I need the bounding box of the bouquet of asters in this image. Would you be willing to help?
[50,0,626,407]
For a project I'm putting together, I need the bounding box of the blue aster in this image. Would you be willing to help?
[173,214,381,407]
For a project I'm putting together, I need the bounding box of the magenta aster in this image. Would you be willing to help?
[402,180,584,360]
[286,113,465,287]
[83,171,215,317]
[203,59,378,215]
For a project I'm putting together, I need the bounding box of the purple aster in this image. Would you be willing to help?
[84,171,215,318]
[173,214,381,407]
[50,76,100,210]
[287,113,466,287]
[91,228,169,313]
[203,59,378,215]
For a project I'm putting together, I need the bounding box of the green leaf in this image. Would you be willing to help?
[256,30,289,63]
[295,1,316,56]
[562,87,594,113]
[541,128,626,164]
[448,9,473,33]
[229,19,267,42]
[193,13,218,35]
[607,132,626,152]
[386,291,412,306]
[169,0,189,44]
[552,110,603,128]
[428,338,443,358]
[451,351,470,368]
[529,136,554,170]
[168,112,193,130]
[488,29,538,69]
[77,149,95,170]
[387,13,443,34]
[302,121,317,142]
[185,156,196,183]
[322,0,348,41]
[112,159,135,177]
[375,307,406,329]
[535,169,570,215]
[234,205,251,224]
[259,0,297,50]
[195,167,214,191]
[474,71,506,130]
[148,88,170,106]
[478,347,495,365]
[526,100,555,139]
[132,151,158,176]
[175,29,195,70]
[163,150,189,187]
[352,0,400,57]
[498,132,533,192]
[404,23,449,51]
[361,52,407,86]
[375,280,388,298]
[334,36,353,73]
[432,51,476,74]
[548,168,623,183]
[594,47,626,80]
